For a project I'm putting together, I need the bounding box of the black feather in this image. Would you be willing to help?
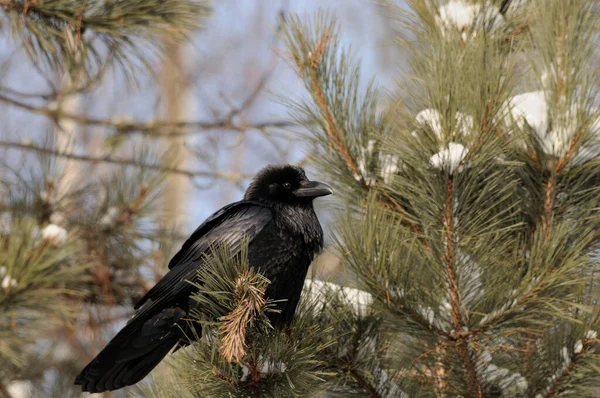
[75,164,329,392]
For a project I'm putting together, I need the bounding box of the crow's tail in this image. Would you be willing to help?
[75,306,185,393]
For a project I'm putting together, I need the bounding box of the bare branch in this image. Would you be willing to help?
[0,140,250,182]
[0,91,299,137]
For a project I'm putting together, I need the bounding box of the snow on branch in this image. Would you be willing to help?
[412,108,474,174]
[429,143,469,174]
[435,1,505,41]
[302,279,373,314]
[504,90,600,164]
[355,140,400,185]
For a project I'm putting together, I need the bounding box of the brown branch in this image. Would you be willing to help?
[0,92,298,137]
[543,131,581,229]
[291,23,428,245]
[347,323,382,398]
[293,28,359,177]
[556,132,580,173]
[444,177,483,398]
[456,342,482,397]
[116,187,148,224]
[0,140,250,182]
[542,177,555,229]
[445,178,465,330]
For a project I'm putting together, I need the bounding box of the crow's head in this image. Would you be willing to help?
[244,164,333,205]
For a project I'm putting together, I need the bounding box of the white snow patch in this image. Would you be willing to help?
[379,153,400,185]
[560,346,571,368]
[436,1,505,41]
[7,380,32,398]
[99,206,121,229]
[415,109,474,142]
[0,265,17,290]
[430,143,469,174]
[49,212,66,226]
[356,140,376,180]
[506,91,549,145]
[573,340,583,355]
[303,279,373,314]
[240,357,287,382]
[480,350,492,363]
[1,274,18,290]
[456,253,484,306]
[41,224,68,247]
[505,91,600,161]
[355,140,401,185]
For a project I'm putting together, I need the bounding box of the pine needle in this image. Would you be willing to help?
[218,271,267,362]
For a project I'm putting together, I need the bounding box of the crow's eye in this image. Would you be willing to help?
[283,182,292,189]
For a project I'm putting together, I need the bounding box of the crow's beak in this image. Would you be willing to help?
[294,180,334,198]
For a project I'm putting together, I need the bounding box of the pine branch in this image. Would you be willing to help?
[282,14,424,236]
[344,323,383,398]
[444,177,483,398]
[541,338,595,398]
[444,178,467,330]
[281,14,370,181]
[543,131,582,228]
[348,367,381,398]
[219,271,267,363]
[302,28,359,178]
[0,0,209,75]
[387,294,451,339]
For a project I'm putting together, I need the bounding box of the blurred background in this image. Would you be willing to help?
[0,1,402,396]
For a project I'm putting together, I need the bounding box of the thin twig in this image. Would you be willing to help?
[0,92,298,137]
[0,140,250,182]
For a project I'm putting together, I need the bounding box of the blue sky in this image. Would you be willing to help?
[0,0,404,233]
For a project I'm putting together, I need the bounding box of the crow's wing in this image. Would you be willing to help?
[133,201,272,311]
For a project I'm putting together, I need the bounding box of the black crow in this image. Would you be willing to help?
[75,164,332,393]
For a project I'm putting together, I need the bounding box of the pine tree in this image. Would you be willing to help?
[0,1,211,397]
[148,0,600,397]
